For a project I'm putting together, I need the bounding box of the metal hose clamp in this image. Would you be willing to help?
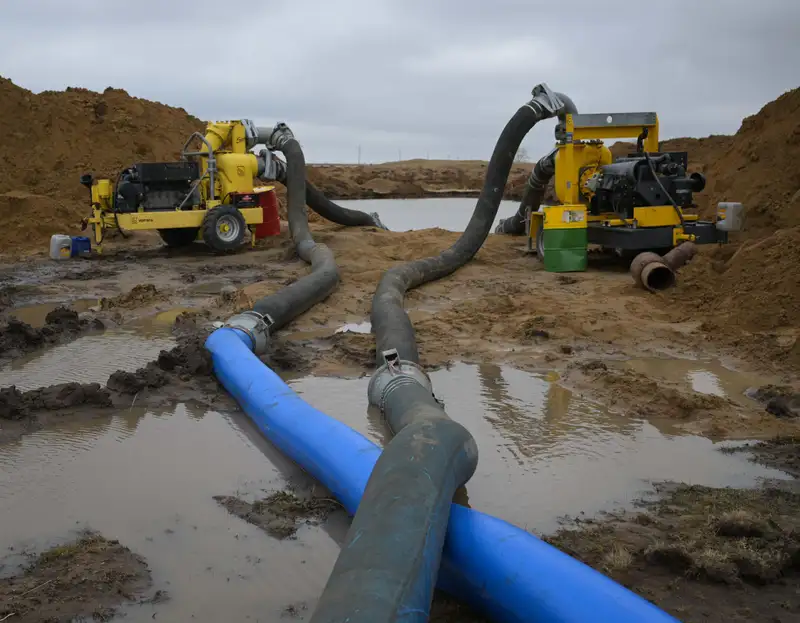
[224,310,274,355]
[367,348,433,411]
[527,83,564,117]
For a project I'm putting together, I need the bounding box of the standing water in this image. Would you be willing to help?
[338,198,521,232]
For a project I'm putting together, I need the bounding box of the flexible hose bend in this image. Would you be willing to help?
[252,137,339,331]
[204,328,676,622]
[306,180,387,229]
[495,149,557,235]
[310,89,570,622]
[372,99,560,363]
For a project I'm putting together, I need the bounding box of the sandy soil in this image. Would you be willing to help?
[0,533,153,622]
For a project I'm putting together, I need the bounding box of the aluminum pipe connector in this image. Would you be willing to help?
[224,310,274,355]
[367,348,434,411]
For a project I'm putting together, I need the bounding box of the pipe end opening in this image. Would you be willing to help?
[642,263,675,291]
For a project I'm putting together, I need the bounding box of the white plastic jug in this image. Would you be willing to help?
[50,234,72,260]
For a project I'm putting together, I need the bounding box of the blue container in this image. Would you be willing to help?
[70,236,92,258]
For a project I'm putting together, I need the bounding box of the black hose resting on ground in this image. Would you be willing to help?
[494,149,557,235]
[252,127,339,331]
[372,90,570,364]
[310,85,572,623]
[306,180,387,229]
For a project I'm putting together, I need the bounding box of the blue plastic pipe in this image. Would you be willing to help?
[207,327,678,623]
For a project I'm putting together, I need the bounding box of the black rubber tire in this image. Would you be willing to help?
[158,227,199,248]
[202,205,247,252]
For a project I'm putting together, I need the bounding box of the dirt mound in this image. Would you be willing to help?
[0,533,151,622]
[0,306,103,359]
[0,382,112,420]
[676,227,800,331]
[0,77,204,254]
[214,489,340,540]
[107,336,213,394]
[665,227,800,370]
[100,283,166,310]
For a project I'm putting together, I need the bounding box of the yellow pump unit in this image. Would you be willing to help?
[522,112,742,272]
[81,119,282,252]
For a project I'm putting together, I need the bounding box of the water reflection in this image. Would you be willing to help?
[626,357,768,405]
[0,330,176,390]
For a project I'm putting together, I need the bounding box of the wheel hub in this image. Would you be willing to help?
[216,215,240,243]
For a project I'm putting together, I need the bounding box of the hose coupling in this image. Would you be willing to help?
[528,84,565,118]
[256,149,285,181]
[369,212,389,230]
[367,348,433,411]
[264,122,296,151]
[224,310,274,355]
[242,119,259,150]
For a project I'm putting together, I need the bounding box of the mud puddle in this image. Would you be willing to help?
[626,357,770,405]
[289,362,791,534]
[187,280,239,296]
[0,404,350,622]
[0,330,176,390]
[2,299,99,327]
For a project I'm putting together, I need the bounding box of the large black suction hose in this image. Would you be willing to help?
[494,93,577,236]
[306,180,387,229]
[494,149,557,235]
[309,85,571,623]
[249,125,340,332]
[256,126,387,230]
[372,86,571,364]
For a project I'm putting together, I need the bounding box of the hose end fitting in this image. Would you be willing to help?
[369,212,389,230]
[528,83,566,118]
[368,348,433,410]
[256,148,285,181]
[224,310,274,355]
[264,122,296,151]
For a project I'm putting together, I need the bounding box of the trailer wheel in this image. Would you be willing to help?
[202,205,247,252]
[158,227,199,248]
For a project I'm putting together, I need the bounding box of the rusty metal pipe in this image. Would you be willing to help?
[631,242,697,292]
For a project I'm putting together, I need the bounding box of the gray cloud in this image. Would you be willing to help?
[2,0,798,163]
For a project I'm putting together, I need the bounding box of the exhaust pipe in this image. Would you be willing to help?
[630,242,697,291]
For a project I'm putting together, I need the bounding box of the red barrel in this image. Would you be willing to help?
[255,189,281,237]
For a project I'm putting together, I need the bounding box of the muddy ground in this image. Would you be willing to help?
[544,438,800,623]
[1,220,799,621]
[0,533,154,623]
[214,488,341,540]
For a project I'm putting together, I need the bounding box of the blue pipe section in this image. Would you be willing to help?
[207,327,678,623]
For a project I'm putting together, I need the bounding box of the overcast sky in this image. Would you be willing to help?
[2,0,798,163]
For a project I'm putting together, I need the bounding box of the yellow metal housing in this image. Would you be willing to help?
[85,119,274,250]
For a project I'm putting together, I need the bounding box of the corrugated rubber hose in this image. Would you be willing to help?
[252,129,340,330]
[494,149,558,235]
[309,86,574,623]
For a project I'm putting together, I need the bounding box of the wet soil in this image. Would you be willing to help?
[0,206,799,621]
[214,489,341,540]
[0,307,103,360]
[543,439,800,623]
[0,533,151,623]
[100,283,167,310]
